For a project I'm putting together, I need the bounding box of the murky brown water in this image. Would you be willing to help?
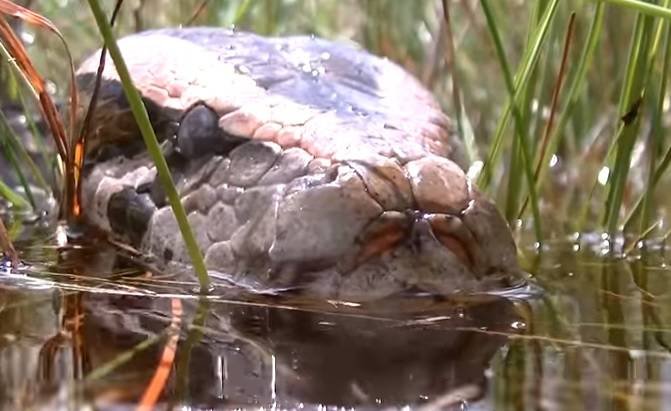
[1,219,671,410]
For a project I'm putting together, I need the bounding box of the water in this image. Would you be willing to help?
[1,222,671,410]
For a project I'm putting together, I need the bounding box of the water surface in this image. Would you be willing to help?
[1,222,670,410]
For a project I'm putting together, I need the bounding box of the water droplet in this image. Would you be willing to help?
[320,52,331,61]
[235,64,250,75]
[46,81,57,95]
[598,166,610,185]
[191,284,215,294]
[20,30,34,45]
[511,321,526,330]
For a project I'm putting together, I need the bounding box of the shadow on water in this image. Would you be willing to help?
[2,224,671,410]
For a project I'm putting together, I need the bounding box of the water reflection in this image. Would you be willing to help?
[4,235,671,410]
[0,255,522,410]
[67,293,521,409]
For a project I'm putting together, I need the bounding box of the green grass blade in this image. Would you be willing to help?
[0,110,36,209]
[477,0,559,191]
[0,44,51,194]
[637,12,671,237]
[536,4,605,188]
[87,0,210,291]
[621,0,671,230]
[479,0,555,243]
[0,139,34,208]
[0,178,29,209]
[233,0,254,26]
[604,10,656,232]
[600,0,671,21]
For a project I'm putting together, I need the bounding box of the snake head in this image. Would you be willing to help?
[74,28,521,300]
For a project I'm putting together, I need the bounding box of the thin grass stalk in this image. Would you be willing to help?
[86,0,210,291]
[526,0,554,149]
[0,0,79,143]
[621,0,671,229]
[533,13,575,179]
[505,138,522,221]
[74,0,123,227]
[477,0,559,190]
[527,39,553,152]
[0,130,34,208]
[0,54,50,194]
[505,1,544,223]
[479,0,550,242]
[638,18,671,239]
[604,11,655,232]
[518,13,576,219]
[0,115,33,208]
[185,0,209,25]
[0,108,47,192]
[535,4,605,192]
[600,0,671,21]
[173,297,210,403]
[0,176,28,208]
[441,0,469,161]
[263,0,276,35]
[0,10,78,223]
[233,0,254,25]
[13,82,53,189]
[507,50,543,221]
[0,216,18,266]
[478,0,524,217]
